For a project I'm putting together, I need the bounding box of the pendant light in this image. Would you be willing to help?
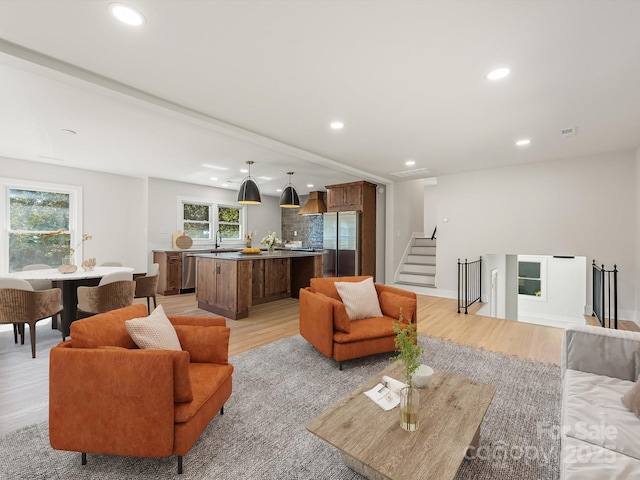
[279,171,300,208]
[237,160,262,204]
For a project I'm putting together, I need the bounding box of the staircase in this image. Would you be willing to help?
[396,237,436,287]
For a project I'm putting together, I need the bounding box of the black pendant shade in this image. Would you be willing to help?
[279,172,300,208]
[237,161,262,204]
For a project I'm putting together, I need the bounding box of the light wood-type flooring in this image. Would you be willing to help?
[0,292,632,436]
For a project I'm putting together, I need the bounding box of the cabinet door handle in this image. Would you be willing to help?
[216,265,221,274]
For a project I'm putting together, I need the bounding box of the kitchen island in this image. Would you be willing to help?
[194,251,323,319]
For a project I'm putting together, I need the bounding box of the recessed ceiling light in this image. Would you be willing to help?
[307,184,314,188]
[210,177,218,181]
[405,160,416,166]
[240,168,248,173]
[222,183,229,187]
[516,138,531,146]
[276,188,283,192]
[486,67,510,80]
[202,163,229,171]
[109,3,145,26]
[258,176,272,181]
[330,121,344,130]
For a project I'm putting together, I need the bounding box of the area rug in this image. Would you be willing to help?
[0,335,561,479]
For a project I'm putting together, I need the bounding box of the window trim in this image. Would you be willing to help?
[517,255,547,302]
[1,177,83,273]
[177,196,245,245]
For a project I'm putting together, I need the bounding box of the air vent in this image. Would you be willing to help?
[561,127,576,137]
[390,168,432,178]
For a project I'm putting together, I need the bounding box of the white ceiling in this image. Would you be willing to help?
[1,1,639,197]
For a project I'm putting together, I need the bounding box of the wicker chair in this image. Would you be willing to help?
[134,263,159,311]
[22,264,60,329]
[0,277,63,358]
[77,272,135,318]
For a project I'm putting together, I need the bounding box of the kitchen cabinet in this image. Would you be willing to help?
[325,180,377,278]
[154,251,182,295]
[195,252,322,319]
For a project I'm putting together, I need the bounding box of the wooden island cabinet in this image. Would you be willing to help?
[195,251,322,319]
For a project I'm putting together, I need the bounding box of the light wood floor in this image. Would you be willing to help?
[0,293,568,436]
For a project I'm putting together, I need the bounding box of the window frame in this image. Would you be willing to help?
[517,255,547,302]
[177,196,245,245]
[1,177,83,273]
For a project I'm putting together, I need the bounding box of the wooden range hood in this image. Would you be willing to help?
[297,191,327,215]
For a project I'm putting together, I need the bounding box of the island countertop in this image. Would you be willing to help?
[192,250,323,260]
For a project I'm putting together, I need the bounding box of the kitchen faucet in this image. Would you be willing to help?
[215,229,221,249]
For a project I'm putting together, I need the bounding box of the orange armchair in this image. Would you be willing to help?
[49,304,233,474]
[299,276,417,369]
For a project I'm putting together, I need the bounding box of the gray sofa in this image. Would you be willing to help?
[561,325,640,479]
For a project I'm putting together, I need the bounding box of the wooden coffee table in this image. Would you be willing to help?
[307,364,496,480]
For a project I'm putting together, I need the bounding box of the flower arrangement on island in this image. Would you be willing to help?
[260,232,281,250]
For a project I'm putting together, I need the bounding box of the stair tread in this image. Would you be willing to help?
[404,262,436,266]
[396,280,436,287]
[400,271,435,277]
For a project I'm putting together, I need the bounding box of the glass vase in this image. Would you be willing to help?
[58,255,77,274]
[399,386,419,431]
[268,246,274,254]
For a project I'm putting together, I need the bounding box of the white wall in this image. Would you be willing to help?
[636,146,640,324]
[375,185,386,281]
[436,151,636,318]
[423,184,437,237]
[517,255,587,326]
[147,177,281,259]
[0,157,148,272]
[391,179,425,270]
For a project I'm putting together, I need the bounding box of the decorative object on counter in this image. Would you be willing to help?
[246,232,252,248]
[261,232,281,253]
[412,364,434,388]
[172,232,193,250]
[82,258,96,272]
[279,171,300,208]
[58,255,78,274]
[390,307,424,431]
[237,160,262,204]
[241,248,261,254]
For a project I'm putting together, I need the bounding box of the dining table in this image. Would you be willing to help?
[4,266,134,339]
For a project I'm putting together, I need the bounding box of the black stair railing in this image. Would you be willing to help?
[592,260,618,329]
[457,257,482,314]
[430,226,437,241]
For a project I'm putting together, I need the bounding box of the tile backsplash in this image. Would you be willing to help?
[281,194,324,249]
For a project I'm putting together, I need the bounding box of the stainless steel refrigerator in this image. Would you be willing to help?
[323,211,361,277]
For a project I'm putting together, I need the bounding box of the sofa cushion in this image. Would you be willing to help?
[174,363,234,423]
[126,305,182,351]
[379,291,416,323]
[335,277,383,320]
[621,374,640,418]
[314,292,351,333]
[333,316,405,344]
[563,369,640,460]
[310,276,372,301]
[71,304,147,348]
[562,435,640,480]
[174,325,230,364]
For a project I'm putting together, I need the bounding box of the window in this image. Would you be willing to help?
[179,197,243,244]
[183,202,212,240]
[518,257,546,300]
[1,179,82,273]
[218,206,241,241]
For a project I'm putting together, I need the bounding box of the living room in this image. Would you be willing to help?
[2,1,640,479]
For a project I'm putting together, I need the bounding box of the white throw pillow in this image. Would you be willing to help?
[334,278,383,320]
[125,304,182,351]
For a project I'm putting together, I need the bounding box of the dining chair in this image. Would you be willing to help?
[21,264,60,329]
[0,277,63,358]
[76,273,135,318]
[100,261,123,267]
[99,271,133,285]
[134,263,159,311]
